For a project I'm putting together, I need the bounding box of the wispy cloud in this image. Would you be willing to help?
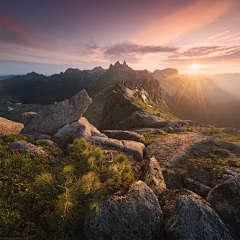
[103,41,179,63]
[168,45,240,59]
[134,0,237,45]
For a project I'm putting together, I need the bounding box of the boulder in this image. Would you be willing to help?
[135,128,163,134]
[183,177,211,197]
[206,175,240,239]
[84,136,145,161]
[52,117,107,149]
[8,140,55,162]
[115,111,164,130]
[0,117,24,136]
[21,112,37,126]
[84,181,162,240]
[101,130,145,144]
[162,188,233,240]
[20,89,92,136]
[146,133,205,168]
[142,157,166,205]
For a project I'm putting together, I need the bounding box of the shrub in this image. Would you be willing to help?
[0,136,135,239]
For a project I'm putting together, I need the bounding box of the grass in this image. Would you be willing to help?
[189,126,240,142]
[143,131,192,146]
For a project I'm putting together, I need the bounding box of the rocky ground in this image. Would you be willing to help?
[1,87,240,239]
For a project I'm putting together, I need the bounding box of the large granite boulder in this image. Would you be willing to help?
[84,181,162,240]
[206,175,240,239]
[101,130,145,144]
[21,112,37,126]
[8,141,55,162]
[20,89,91,136]
[84,136,145,161]
[0,117,24,136]
[162,188,233,240]
[52,117,107,148]
[142,157,166,205]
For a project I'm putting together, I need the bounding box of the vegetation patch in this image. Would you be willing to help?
[0,136,135,239]
[143,131,191,146]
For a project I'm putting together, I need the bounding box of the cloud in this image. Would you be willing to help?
[105,42,178,56]
[167,45,240,60]
[134,0,237,45]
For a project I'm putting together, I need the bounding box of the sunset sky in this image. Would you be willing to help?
[0,0,240,75]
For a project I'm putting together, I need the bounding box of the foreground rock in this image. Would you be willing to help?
[101,130,145,144]
[21,112,37,126]
[8,140,55,162]
[52,117,107,148]
[162,188,233,240]
[0,117,24,136]
[146,133,204,169]
[84,136,145,161]
[84,181,162,240]
[20,89,92,136]
[183,177,211,198]
[206,175,240,239]
[142,157,166,205]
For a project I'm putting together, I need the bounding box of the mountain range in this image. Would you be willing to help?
[0,61,239,129]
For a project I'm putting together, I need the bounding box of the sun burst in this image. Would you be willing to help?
[190,64,200,70]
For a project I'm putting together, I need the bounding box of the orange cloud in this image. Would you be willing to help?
[133,0,237,45]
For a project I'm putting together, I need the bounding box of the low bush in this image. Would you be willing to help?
[0,136,135,239]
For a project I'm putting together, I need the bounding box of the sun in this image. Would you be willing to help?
[190,64,200,70]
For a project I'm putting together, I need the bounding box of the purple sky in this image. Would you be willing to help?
[0,0,240,75]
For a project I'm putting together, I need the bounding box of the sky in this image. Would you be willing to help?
[0,0,240,75]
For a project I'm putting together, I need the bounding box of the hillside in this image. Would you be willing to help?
[0,67,106,104]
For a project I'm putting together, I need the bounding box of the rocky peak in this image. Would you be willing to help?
[108,61,132,72]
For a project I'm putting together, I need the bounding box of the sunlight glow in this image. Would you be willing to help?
[190,64,200,70]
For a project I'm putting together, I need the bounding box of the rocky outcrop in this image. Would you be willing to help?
[162,188,233,240]
[84,181,162,240]
[108,61,132,72]
[0,117,24,136]
[21,112,37,126]
[52,117,107,148]
[8,140,55,162]
[115,111,163,130]
[98,85,142,130]
[20,90,92,136]
[135,128,164,134]
[142,157,166,205]
[84,136,145,161]
[146,133,205,169]
[206,175,240,239]
[101,130,145,144]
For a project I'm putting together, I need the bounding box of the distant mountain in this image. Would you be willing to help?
[0,67,106,104]
[209,73,240,100]
[0,75,17,81]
